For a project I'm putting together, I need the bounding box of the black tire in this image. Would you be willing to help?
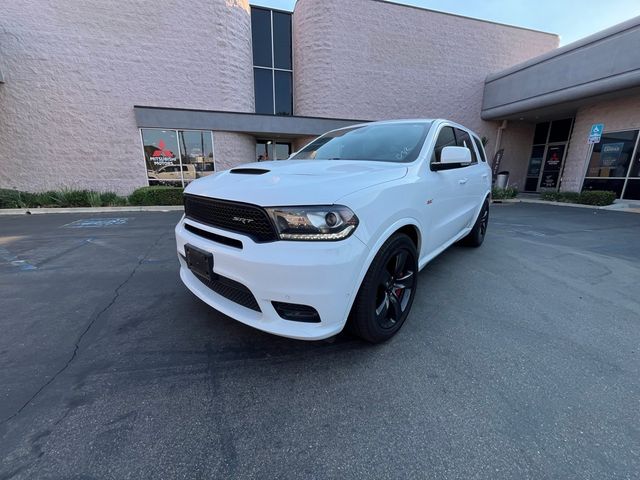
[349,233,418,343]
[461,199,489,247]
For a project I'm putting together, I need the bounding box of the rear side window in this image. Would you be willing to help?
[454,128,478,163]
[432,126,456,163]
[473,136,487,162]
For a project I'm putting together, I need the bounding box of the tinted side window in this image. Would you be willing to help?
[432,126,456,163]
[455,128,477,163]
[473,136,487,162]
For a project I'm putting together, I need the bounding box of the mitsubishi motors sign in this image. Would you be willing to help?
[151,139,177,166]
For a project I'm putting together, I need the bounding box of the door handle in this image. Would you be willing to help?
[459,178,468,184]
[482,174,489,179]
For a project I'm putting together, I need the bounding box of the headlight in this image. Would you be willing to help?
[265,205,359,241]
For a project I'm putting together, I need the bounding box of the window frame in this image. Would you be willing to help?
[250,6,294,116]
[580,127,640,199]
[139,128,216,188]
[429,124,478,170]
[472,135,487,163]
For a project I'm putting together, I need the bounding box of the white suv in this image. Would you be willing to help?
[175,120,491,343]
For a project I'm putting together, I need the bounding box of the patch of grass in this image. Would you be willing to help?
[540,190,616,206]
[491,186,518,200]
[128,186,183,206]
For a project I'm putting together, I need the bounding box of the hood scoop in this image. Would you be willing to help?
[230,168,270,175]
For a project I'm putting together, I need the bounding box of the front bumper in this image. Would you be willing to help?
[175,216,370,340]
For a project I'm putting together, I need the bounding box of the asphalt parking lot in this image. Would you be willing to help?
[0,203,639,479]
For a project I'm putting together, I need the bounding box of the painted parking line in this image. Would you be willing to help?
[62,218,131,228]
[0,247,37,271]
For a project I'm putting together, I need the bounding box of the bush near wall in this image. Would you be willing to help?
[540,190,616,206]
[491,186,519,200]
[128,187,184,206]
[0,188,179,208]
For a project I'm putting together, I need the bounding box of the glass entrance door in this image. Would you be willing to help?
[539,144,566,190]
[524,118,573,192]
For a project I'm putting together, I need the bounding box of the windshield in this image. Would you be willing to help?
[292,122,432,163]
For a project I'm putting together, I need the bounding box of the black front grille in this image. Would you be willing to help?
[196,271,261,312]
[184,194,277,242]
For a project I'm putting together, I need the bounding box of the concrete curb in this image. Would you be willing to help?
[493,198,640,213]
[0,206,184,215]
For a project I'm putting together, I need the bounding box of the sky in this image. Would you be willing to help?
[250,0,640,45]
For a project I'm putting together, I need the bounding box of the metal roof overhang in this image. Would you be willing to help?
[481,16,640,121]
[134,107,366,139]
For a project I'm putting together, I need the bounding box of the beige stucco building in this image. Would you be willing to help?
[1,0,639,199]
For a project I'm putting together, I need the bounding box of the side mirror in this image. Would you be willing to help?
[432,146,471,171]
[288,151,299,159]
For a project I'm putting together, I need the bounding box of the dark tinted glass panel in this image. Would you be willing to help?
[273,12,292,70]
[432,126,456,162]
[548,118,573,143]
[533,122,550,145]
[455,128,477,163]
[141,129,182,186]
[251,8,272,67]
[178,130,214,181]
[473,136,486,162]
[525,177,539,192]
[623,179,640,200]
[274,70,292,116]
[628,144,640,177]
[527,145,545,177]
[254,68,274,114]
[585,130,637,178]
[582,178,625,197]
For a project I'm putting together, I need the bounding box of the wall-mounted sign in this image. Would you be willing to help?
[588,123,604,144]
[600,142,623,167]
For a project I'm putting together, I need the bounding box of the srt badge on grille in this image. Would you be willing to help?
[232,216,254,224]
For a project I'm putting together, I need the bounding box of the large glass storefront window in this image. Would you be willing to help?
[141,129,214,187]
[524,118,574,192]
[583,129,640,199]
[251,7,293,116]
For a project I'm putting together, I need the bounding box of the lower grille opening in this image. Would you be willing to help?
[272,301,321,323]
[184,223,243,249]
[180,255,260,312]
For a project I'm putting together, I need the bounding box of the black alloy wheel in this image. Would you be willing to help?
[375,249,415,330]
[349,233,419,343]
[461,199,489,247]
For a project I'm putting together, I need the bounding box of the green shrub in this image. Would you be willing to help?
[540,190,616,206]
[87,191,102,207]
[0,189,35,208]
[128,186,184,206]
[492,186,518,200]
[99,191,128,206]
[35,189,92,207]
[540,191,560,202]
[578,190,616,206]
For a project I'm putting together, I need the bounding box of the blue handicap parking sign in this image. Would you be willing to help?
[588,123,604,144]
